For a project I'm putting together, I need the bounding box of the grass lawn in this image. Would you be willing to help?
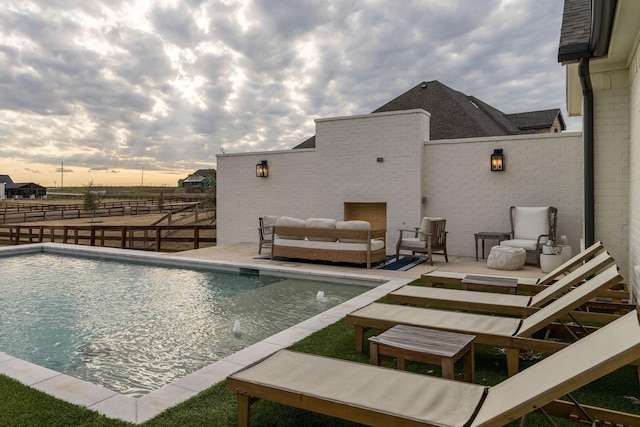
[1,319,639,426]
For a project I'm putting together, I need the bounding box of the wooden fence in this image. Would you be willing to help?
[0,224,216,252]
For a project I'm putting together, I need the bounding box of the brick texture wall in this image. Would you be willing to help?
[217,110,584,263]
[627,42,640,302]
[591,69,631,277]
[422,133,583,260]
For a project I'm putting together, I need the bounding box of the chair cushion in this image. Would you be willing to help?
[487,246,526,270]
[261,215,279,239]
[336,220,370,243]
[399,237,427,250]
[512,207,549,240]
[500,239,539,251]
[275,216,305,239]
[418,217,443,241]
[305,218,337,242]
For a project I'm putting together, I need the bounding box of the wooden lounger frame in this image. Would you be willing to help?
[347,265,623,376]
[227,311,640,427]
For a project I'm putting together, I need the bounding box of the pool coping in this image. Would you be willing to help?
[0,243,412,423]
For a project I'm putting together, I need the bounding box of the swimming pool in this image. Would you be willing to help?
[0,243,409,423]
[0,249,369,396]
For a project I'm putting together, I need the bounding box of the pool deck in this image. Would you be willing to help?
[0,243,543,424]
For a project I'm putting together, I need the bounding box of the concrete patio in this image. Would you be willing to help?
[175,242,544,281]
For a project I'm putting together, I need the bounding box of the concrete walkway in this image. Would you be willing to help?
[175,242,544,281]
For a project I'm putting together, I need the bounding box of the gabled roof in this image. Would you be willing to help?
[0,175,14,184]
[372,81,527,140]
[507,109,566,131]
[293,80,564,149]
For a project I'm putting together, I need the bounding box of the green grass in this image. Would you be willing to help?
[1,319,639,426]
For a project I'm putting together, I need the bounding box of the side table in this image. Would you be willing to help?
[369,324,475,382]
[474,231,511,261]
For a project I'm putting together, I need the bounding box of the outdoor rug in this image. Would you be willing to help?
[252,255,426,271]
[374,255,427,271]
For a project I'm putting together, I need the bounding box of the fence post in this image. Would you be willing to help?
[155,226,161,251]
[39,226,44,243]
[14,226,20,245]
[121,227,126,249]
[63,226,68,243]
[194,226,200,249]
[90,227,96,246]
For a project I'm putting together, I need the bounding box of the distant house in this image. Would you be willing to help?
[178,169,217,193]
[293,81,566,149]
[0,174,46,199]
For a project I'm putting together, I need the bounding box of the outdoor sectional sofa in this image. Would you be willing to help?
[271,217,386,268]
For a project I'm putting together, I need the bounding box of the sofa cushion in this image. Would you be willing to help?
[487,246,526,270]
[305,218,337,242]
[275,216,305,239]
[336,220,371,243]
[273,237,385,252]
[418,217,443,241]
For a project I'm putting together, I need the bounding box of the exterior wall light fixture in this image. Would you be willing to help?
[256,160,268,177]
[491,149,505,171]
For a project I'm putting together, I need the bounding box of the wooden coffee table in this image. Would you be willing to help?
[369,325,475,382]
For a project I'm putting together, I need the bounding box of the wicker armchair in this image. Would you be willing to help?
[395,218,448,266]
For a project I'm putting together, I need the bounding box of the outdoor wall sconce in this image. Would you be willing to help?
[256,160,268,177]
[491,149,505,171]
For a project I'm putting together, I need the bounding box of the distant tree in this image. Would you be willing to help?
[83,181,101,221]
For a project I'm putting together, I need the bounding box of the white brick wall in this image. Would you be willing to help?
[217,109,430,246]
[591,70,631,277]
[217,110,584,262]
[423,133,583,259]
[627,42,640,302]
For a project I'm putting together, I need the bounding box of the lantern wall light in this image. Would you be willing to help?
[256,160,268,177]
[490,149,505,172]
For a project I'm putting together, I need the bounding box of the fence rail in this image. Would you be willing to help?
[0,224,216,252]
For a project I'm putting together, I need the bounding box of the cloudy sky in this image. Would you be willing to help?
[0,0,578,187]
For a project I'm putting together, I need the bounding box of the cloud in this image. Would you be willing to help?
[0,0,577,183]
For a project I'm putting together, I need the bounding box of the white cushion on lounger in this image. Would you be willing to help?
[273,237,384,252]
[336,220,371,243]
[275,216,305,239]
[305,218,337,242]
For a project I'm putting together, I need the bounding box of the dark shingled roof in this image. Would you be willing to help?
[507,109,566,131]
[558,0,592,62]
[0,175,14,184]
[293,80,563,149]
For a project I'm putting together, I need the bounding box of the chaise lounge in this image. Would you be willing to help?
[387,252,618,317]
[346,264,623,376]
[226,310,640,427]
[421,241,605,294]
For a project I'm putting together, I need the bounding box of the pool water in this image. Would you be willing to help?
[0,253,366,396]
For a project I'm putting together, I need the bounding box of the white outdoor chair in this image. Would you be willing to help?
[500,206,557,266]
